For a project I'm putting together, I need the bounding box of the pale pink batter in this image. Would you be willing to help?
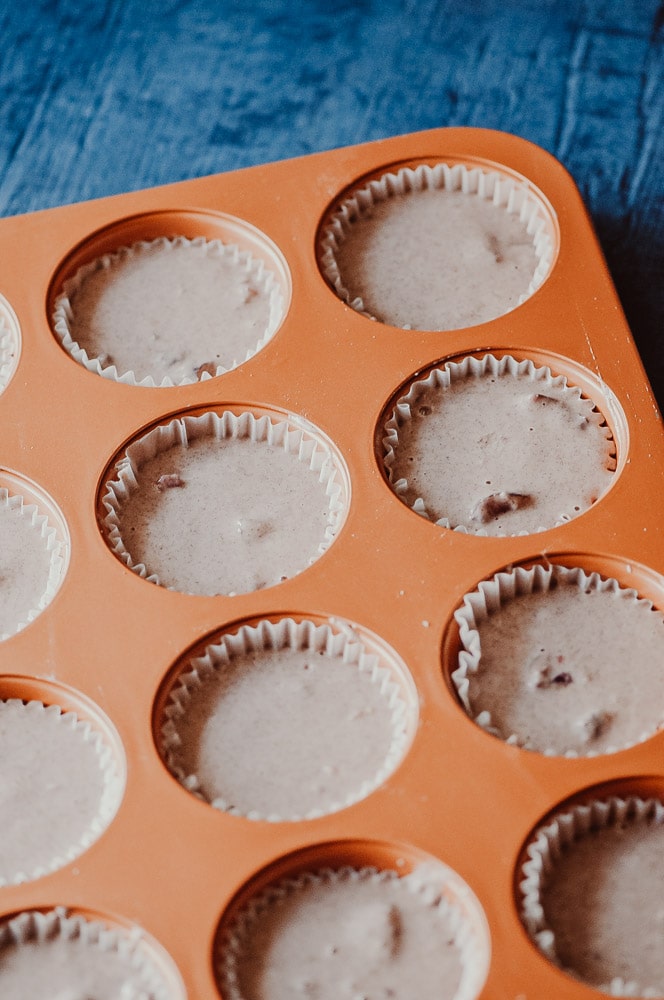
[542,816,664,993]
[465,579,664,754]
[0,700,121,884]
[60,238,275,383]
[222,866,476,1000]
[165,642,401,819]
[114,432,336,596]
[0,912,172,999]
[0,499,58,638]
[388,370,615,535]
[333,187,540,330]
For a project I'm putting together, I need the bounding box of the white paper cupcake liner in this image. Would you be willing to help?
[0,907,179,999]
[159,617,412,821]
[520,794,664,997]
[52,236,285,387]
[217,862,489,1000]
[0,487,68,641]
[319,162,555,326]
[382,354,616,535]
[0,310,18,393]
[452,563,661,756]
[101,409,346,593]
[0,698,124,886]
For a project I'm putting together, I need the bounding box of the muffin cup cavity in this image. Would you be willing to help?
[101,409,347,596]
[52,235,286,387]
[157,616,416,821]
[0,907,184,999]
[452,562,664,756]
[0,480,68,640]
[381,354,617,536]
[318,161,556,330]
[520,794,664,997]
[0,696,124,886]
[216,851,490,1000]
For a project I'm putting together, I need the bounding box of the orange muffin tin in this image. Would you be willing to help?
[1,126,663,998]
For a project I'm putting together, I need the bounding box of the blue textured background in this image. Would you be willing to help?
[1,1,662,398]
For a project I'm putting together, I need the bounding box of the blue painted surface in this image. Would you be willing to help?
[0,1,662,396]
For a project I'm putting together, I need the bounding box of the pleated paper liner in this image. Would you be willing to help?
[0,475,68,641]
[100,408,348,596]
[452,561,664,756]
[520,792,664,997]
[318,161,556,330]
[381,353,616,536]
[158,616,415,822]
[0,906,184,998]
[52,235,286,387]
[0,695,123,887]
[0,301,18,395]
[216,854,490,1000]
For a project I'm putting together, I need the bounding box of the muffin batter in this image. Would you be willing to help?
[541,814,664,993]
[0,700,120,884]
[60,238,275,383]
[332,186,540,330]
[0,498,58,638]
[114,431,337,595]
[0,912,171,999]
[388,369,615,535]
[164,641,402,819]
[465,579,664,753]
[222,866,472,1000]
